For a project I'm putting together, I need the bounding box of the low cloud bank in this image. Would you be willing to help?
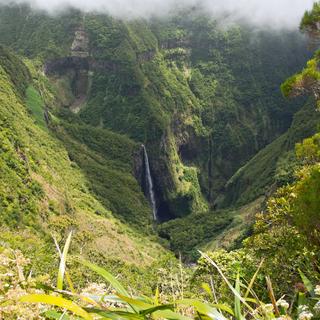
[0,0,315,29]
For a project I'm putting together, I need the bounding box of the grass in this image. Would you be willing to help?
[25,85,47,130]
[12,233,320,320]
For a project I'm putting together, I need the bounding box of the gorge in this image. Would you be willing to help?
[0,2,320,318]
[0,3,316,248]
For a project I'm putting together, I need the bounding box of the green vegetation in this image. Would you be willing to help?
[53,115,153,229]
[2,232,320,319]
[1,2,320,319]
[0,5,81,59]
[221,98,320,207]
[0,4,310,218]
[300,2,320,34]
[26,86,47,130]
[281,58,320,101]
[0,45,170,287]
[0,46,30,96]
[159,210,234,259]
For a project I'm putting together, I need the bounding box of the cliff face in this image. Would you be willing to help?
[0,4,312,222]
[71,27,89,57]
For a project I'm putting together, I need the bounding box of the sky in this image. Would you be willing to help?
[0,0,316,29]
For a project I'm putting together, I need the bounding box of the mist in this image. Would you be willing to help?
[0,0,316,29]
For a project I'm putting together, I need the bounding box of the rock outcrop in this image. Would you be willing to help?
[71,26,89,58]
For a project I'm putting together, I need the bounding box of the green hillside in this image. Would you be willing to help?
[0,46,169,284]
[1,3,320,318]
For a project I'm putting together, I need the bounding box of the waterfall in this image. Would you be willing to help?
[142,145,157,221]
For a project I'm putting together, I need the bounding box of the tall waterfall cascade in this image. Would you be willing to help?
[142,145,157,221]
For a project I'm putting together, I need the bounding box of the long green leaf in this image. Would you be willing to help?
[86,308,144,320]
[177,299,228,320]
[298,292,307,307]
[20,294,93,320]
[79,261,136,313]
[244,298,259,304]
[116,294,152,310]
[154,286,160,305]
[153,309,193,320]
[298,269,314,295]
[178,299,234,316]
[80,260,128,297]
[139,304,175,316]
[101,295,126,305]
[211,304,234,316]
[201,283,214,301]
[57,232,72,291]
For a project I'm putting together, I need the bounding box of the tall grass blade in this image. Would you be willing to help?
[266,276,280,316]
[65,271,76,294]
[86,309,144,320]
[234,273,244,320]
[80,261,137,313]
[244,259,264,299]
[57,232,72,291]
[152,309,194,320]
[116,294,152,309]
[20,294,93,320]
[87,306,187,320]
[139,304,175,316]
[102,295,127,304]
[198,251,253,312]
[298,292,307,307]
[154,286,160,305]
[80,260,128,297]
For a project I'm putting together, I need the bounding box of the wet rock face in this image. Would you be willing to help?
[44,27,90,112]
[133,145,175,222]
[44,57,89,75]
[160,38,190,50]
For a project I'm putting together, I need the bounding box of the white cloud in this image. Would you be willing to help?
[0,0,316,29]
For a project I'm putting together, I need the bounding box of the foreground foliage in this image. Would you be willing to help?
[1,233,320,320]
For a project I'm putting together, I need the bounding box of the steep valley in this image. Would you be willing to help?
[2,1,320,318]
[0,2,319,270]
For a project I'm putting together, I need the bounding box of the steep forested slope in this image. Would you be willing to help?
[0,46,169,281]
[222,98,320,207]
